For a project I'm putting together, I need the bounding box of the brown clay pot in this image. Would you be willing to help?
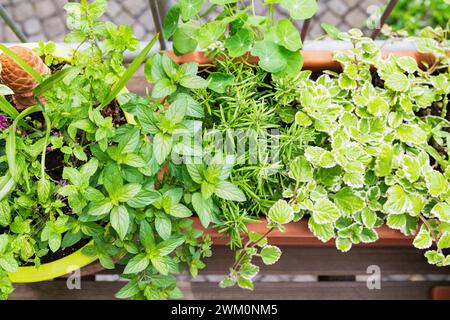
[164,50,436,72]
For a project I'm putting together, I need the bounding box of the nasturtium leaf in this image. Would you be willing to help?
[163,5,180,39]
[425,170,449,198]
[196,21,226,49]
[260,245,282,265]
[367,97,389,116]
[304,146,336,168]
[396,124,428,145]
[280,0,318,20]
[336,237,352,252]
[308,218,334,242]
[224,29,252,57]
[333,187,365,215]
[111,205,129,240]
[431,202,450,223]
[385,72,410,92]
[173,24,198,55]
[312,198,340,224]
[179,0,204,21]
[207,73,235,93]
[383,185,410,215]
[274,48,304,78]
[275,19,302,52]
[214,181,246,202]
[251,41,287,73]
[268,199,294,225]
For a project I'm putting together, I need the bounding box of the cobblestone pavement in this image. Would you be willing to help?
[0,0,387,43]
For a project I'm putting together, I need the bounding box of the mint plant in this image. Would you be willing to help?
[0,0,160,299]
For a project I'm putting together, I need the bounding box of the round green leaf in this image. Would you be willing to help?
[251,41,287,73]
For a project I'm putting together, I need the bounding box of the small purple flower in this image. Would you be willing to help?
[52,130,62,137]
[0,114,8,129]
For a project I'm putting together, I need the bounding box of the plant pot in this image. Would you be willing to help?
[162,44,429,247]
[5,43,130,283]
[192,217,413,246]
[163,41,436,71]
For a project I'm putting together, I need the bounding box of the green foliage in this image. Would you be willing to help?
[163,0,317,76]
[387,0,450,35]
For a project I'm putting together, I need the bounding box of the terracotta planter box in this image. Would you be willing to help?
[191,217,413,247]
[164,49,436,72]
[163,47,426,247]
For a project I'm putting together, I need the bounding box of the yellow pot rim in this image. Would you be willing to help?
[6,43,133,283]
[7,241,97,283]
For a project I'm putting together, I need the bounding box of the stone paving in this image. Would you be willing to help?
[0,0,387,43]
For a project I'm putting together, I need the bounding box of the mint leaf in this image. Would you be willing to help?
[124,253,150,274]
[111,205,129,240]
[214,181,246,202]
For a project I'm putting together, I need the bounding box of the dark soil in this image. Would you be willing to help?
[101,98,127,126]
[23,238,90,266]
[371,71,385,88]
[45,149,65,181]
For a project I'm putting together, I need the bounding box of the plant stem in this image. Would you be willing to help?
[419,214,443,255]
[231,226,275,271]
